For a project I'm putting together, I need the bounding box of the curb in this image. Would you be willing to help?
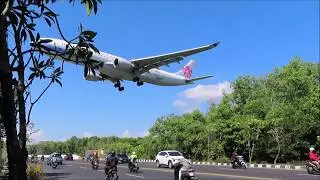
[137,159,304,170]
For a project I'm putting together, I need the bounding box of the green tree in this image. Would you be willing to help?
[233,116,265,163]
[264,58,320,161]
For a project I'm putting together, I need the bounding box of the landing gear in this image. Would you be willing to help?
[137,81,144,86]
[133,77,144,86]
[114,81,120,88]
[114,81,124,91]
[133,77,139,82]
[118,87,124,91]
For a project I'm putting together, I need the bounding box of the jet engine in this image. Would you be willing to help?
[84,71,102,81]
[83,66,102,81]
[113,58,134,70]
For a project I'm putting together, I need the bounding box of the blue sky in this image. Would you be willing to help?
[28,1,319,142]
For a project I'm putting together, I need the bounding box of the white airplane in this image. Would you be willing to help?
[35,38,219,91]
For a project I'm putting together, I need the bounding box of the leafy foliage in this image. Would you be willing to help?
[6,0,102,133]
[1,0,101,179]
[27,164,44,180]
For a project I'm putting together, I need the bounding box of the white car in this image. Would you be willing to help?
[155,150,185,168]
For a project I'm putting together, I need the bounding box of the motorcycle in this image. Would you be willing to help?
[174,159,198,180]
[105,166,118,180]
[30,155,38,163]
[306,161,320,175]
[129,161,139,173]
[51,157,58,169]
[231,155,247,169]
[30,157,35,163]
[92,159,99,170]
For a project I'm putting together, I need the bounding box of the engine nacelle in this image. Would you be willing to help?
[84,70,102,81]
[114,58,134,70]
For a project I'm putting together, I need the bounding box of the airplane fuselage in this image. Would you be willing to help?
[44,38,188,86]
[101,65,187,86]
[89,52,187,86]
[37,38,217,91]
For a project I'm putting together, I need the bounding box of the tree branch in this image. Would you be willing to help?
[11,21,24,68]
[24,78,34,91]
[23,55,32,69]
[27,122,39,136]
[28,128,39,136]
[27,81,53,125]
[24,50,59,90]
[1,0,13,16]
[8,48,17,58]
[54,15,68,42]
[24,90,30,102]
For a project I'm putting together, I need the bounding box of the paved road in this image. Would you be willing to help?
[42,160,320,180]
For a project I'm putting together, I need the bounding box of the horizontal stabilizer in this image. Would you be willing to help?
[185,75,214,83]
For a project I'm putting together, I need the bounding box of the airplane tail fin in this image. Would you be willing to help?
[185,75,214,84]
[176,60,213,83]
[176,60,196,79]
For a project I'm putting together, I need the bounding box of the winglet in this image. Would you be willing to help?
[209,41,220,49]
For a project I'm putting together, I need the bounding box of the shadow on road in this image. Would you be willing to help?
[44,172,71,180]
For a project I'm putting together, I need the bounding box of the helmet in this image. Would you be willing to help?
[111,151,115,156]
[132,152,136,155]
[310,147,315,152]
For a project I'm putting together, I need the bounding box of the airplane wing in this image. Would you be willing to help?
[131,42,220,73]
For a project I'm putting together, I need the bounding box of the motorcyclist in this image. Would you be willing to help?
[94,151,99,160]
[128,151,138,169]
[309,147,320,170]
[231,148,239,166]
[91,151,99,165]
[105,151,118,175]
[30,155,34,163]
[173,159,193,180]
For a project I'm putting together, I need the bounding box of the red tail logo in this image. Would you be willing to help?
[183,66,192,79]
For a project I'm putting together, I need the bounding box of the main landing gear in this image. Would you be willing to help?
[133,77,144,86]
[114,81,124,91]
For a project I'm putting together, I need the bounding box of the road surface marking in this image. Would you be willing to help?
[134,166,279,180]
[72,162,279,180]
[197,172,280,180]
[125,173,145,179]
[219,167,237,170]
[296,173,313,176]
[80,166,88,169]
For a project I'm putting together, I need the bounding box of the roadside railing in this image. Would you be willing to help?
[136,159,305,170]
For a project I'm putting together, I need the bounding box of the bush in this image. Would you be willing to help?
[214,156,230,163]
[0,166,9,178]
[27,164,44,180]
